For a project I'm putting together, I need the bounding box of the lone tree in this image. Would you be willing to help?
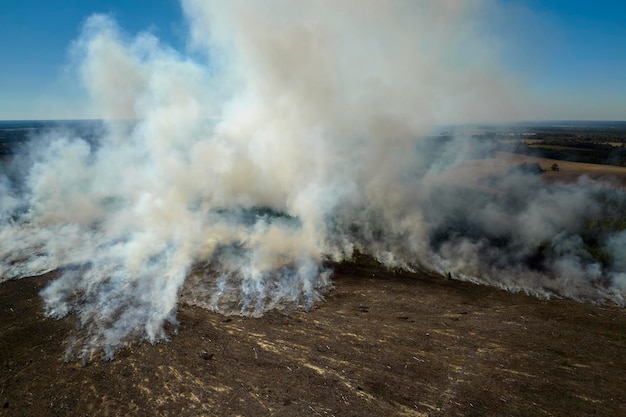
[551,163,560,172]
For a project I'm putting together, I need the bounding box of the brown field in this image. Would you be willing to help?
[499,152,626,184]
[2,154,626,416]
[425,152,626,190]
[2,257,626,417]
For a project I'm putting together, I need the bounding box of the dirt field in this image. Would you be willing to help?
[422,151,626,193]
[497,152,626,184]
[2,255,625,417]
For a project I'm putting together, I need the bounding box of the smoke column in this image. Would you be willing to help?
[1,0,625,359]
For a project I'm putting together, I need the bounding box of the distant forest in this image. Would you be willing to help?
[2,120,626,166]
[454,121,626,167]
[0,120,104,157]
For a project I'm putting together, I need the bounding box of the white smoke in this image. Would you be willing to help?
[1,1,624,360]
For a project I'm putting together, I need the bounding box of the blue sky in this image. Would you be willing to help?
[0,0,185,120]
[0,0,625,121]
[502,0,626,120]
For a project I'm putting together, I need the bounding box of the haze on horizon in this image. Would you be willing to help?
[0,0,625,122]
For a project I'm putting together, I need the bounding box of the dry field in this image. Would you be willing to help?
[498,152,626,184]
[425,151,626,191]
[2,152,626,416]
[2,256,626,417]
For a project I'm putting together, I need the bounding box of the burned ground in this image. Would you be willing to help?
[2,256,625,417]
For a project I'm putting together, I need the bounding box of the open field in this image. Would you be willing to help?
[2,257,626,417]
[425,152,626,191]
[498,152,626,184]
[3,123,626,416]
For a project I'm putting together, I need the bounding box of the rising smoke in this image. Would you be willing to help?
[0,0,625,360]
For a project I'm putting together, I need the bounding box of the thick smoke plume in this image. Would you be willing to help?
[1,0,625,359]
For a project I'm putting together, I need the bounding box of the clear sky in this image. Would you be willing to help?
[0,0,625,121]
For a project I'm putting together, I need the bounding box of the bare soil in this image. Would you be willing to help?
[1,255,626,416]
